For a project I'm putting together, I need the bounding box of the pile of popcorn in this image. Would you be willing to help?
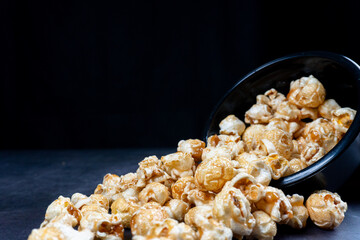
[29,75,356,240]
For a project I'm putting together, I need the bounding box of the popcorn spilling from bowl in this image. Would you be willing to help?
[28,76,355,240]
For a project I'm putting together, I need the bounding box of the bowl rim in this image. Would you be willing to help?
[204,51,360,188]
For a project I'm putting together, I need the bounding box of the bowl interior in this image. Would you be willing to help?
[205,52,360,188]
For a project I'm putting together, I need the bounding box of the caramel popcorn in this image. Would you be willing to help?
[29,75,353,240]
[306,190,347,229]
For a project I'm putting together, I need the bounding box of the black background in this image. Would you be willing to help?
[2,0,360,149]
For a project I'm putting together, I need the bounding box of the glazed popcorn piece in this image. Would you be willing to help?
[306,190,347,229]
[274,101,301,122]
[261,128,294,160]
[318,99,341,120]
[185,205,233,240]
[133,218,197,240]
[139,182,170,205]
[40,196,81,228]
[212,185,255,237]
[111,197,140,228]
[130,202,169,236]
[186,188,216,206]
[287,75,326,108]
[195,157,235,193]
[71,193,109,211]
[300,142,326,166]
[219,114,246,136]
[136,156,173,188]
[94,173,122,203]
[161,152,196,180]
[331,107,357,134]
[171,176,196,204]
[262,154,289,180]
[303,118,340,152]
[164,199,190,222]
[254,186,293,224]
[287,194,309,229]
[284,158,307,176]
[177,139,206,161]
[28,222,94,240]
[250,211,277,240]
[245,103,273,124]
[242,124,267,151]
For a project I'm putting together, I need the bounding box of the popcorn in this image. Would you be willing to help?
[287,75,326,108]
[318,99,341,119]
[331,107,357,134]
[245,103,273,124]
[29,75,353,240]
[212,185,255,237]
[138,182,170,206]
[195,157,235,193]
[185,205,233,240]
[250,211,277,240]
[177,139,206,161]
[219,114,246,136]
[303,118,340,152]
[306,190,347,229]
[161,152,196,180]
[130,202,169,236]
[286,194,309,229]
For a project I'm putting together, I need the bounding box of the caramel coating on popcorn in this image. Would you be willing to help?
[331,107,357,134]
[94,174,122,203]
[212,185,255,237]
[171,176,196,204]
[177,139,206,161]
[242,124,267,151]
[111,197,140,228]
[219,114,246,136]
[136,156,172,188]
[29,223,94,240]
[139,182,170,205]
[306,190,347,229]
[261,128,294,160]
[195,157,235,193]
[131,202,169,236]
[245,103,273,124]
[287,75,326,108]
[161,152,195,180]
[250,211,277,240]
[164,199,190,222]
[263,154,289,180]
[287,194,309,229]
[318,99,341,120]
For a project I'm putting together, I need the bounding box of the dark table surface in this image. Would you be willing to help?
[1,148,359,240]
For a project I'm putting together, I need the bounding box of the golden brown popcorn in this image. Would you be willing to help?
[94,173,122,203]
[261,128,294,160]
[274,101,301,122]
[287,75,326,108]
[250,211,277,240]
[242,124,267,151]
[161,152,195,180]
[28,222,94,240]
[254,186,293,224]
[185,205,233,240]
[195,157,235,193]
[177,139,206,161]
[186,189,216,206]
[212,185,255,237]
[171,176,196,204]
[286,194,309,229]
[245,103,273,124]
[262,154,289,180]
[303,118,340,152]
[111,197,140,228]
[79,205,124,240]
[219,114,246,136]
[71,193,109,211]
[283,158,307,176]
[300,142,326,166]
[134,218,197,240]
[40,196,82,228]
[139,182,170,206]
[201,146,233,162]
[318,99,341,120]
[300,107,318,120]
[130,202,169,236]
[264,88,287,111]
[118,172,138,192]
[235,152,272,186]
[136,156,173,188]
[164,199,190,222]
[306,190,347,229]
[331,107,357,134]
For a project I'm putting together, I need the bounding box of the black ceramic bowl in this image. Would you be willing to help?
[205,51,360,195]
